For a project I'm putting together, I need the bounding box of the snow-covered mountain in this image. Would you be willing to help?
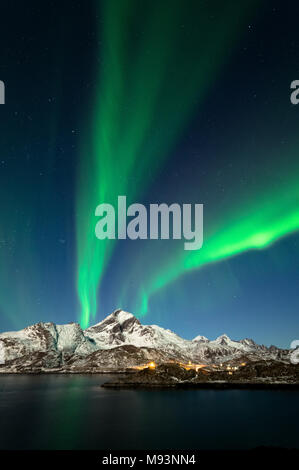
[0,309,290,373]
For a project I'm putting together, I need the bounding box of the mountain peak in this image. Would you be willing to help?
[214,334,231,345]
[193,335,209,343]
[240,338,257,347]
[112,309,136,324]
[85,309,141,340]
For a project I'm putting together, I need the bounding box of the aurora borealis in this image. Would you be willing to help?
[76,0,256,328]
[130,170,299,316]
[0,0,299,347]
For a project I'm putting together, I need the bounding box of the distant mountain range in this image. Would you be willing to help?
[0,309,290,373]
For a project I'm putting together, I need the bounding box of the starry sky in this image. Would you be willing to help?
[0,0,298,348]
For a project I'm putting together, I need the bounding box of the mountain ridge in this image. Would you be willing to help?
[0,309,291,373]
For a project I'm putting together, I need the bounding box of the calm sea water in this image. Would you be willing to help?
[0,374,298,450]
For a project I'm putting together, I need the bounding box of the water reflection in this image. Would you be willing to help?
[0,375,298,450]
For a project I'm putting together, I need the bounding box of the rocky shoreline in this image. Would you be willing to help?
[101,362,299,389]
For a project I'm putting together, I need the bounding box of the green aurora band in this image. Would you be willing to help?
[76,0,256,327]
[129,169,299,315]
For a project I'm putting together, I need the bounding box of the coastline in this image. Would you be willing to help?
[102,380,299,390]
[1,370,298,389]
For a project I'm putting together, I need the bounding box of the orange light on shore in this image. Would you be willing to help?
[148,361,156,369]
[179,362,207,371]
[132,361,208,372]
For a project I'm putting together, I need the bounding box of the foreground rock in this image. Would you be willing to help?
[102,362,299,389]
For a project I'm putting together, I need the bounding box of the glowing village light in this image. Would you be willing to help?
[148,361,156,369]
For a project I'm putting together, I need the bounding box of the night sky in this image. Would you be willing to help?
[0,0,298,348]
